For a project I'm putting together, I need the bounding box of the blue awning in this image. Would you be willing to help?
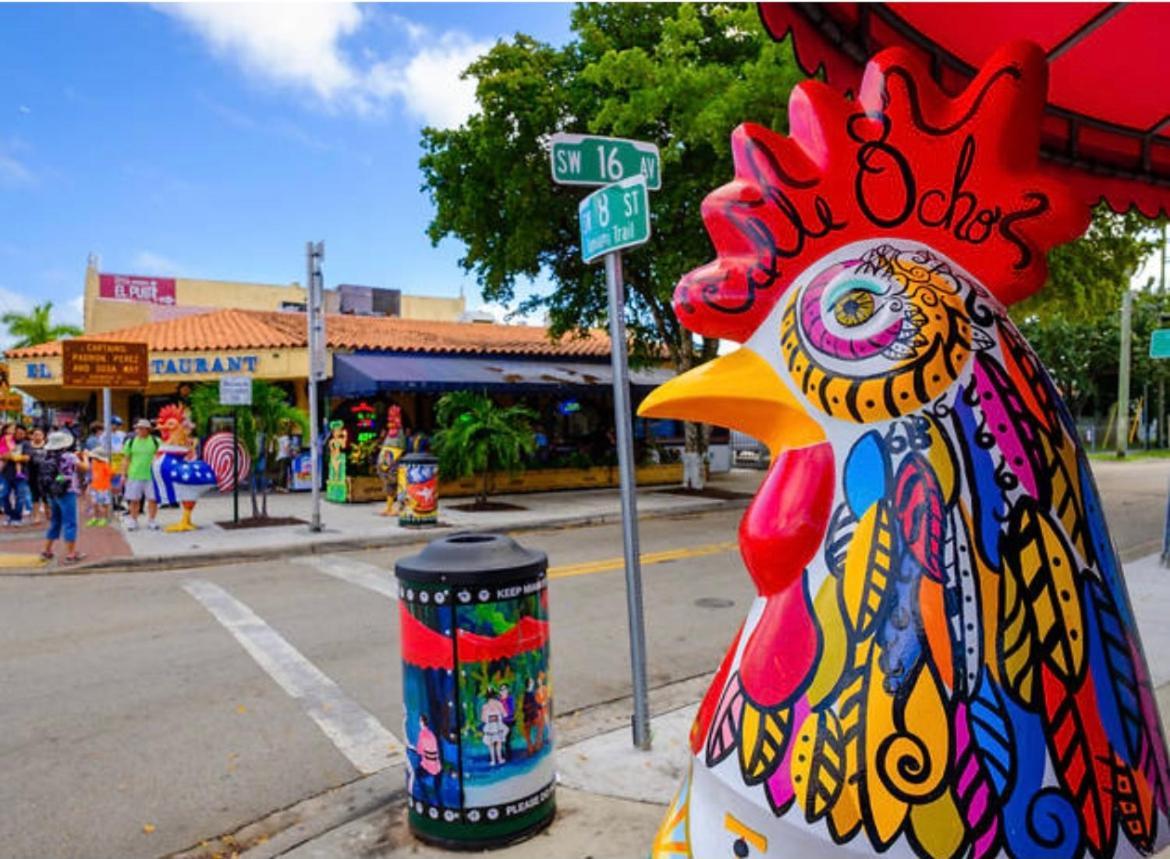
[329,352,674,397]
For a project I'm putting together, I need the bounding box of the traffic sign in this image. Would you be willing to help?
[551,133,661,190]
[1152,329,1170,359]
[578,176,651,264]
[219,374,253,406]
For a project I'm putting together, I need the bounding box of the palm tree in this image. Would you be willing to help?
[433,391,537,508]
[188,380,309,518]
[2,302,82,348]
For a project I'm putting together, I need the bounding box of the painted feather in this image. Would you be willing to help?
[1038,431,1093,568]
[999,499,1087,703]
[738,700,795,786]
[1112,752,1157,854]
[997,319,1058,439]
[876,551,926,696]
[706,672,746,768]
[840,501,897,640]
[968,675,1014,797]
[824,503,857,578]
[827,637,873,843]
[943,505,983,697]
[790,708,846,823]
[970,352,1048,498]
[894,453,946,583]
[953,700,1002,859]
[1083,577,1142,762]
[764,697,809,814]
[1040,665,1116,857]
[950,394,1005,570]
[844,430,891,517]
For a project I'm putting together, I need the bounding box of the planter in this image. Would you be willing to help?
[335,463,685,503]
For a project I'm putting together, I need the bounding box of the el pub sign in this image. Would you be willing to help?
[62,340,149,389]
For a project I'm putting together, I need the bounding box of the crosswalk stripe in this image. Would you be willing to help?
[182,578,402,774]
[294,555,398,601]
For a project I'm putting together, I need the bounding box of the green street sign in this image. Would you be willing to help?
[1151,328,1170,358]
[578,175,651,264]
[550,133,661,190]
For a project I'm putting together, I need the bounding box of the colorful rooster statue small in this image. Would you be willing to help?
[640,42,1170,859]
[154,404,217,532]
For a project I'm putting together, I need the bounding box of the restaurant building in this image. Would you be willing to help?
[7,305,680,494]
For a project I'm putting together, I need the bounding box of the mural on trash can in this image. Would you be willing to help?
[638,43,1170,859]
[456,584,554,813]
[398,456,439,525]
[399,595,462,811]
[397,577,553,826]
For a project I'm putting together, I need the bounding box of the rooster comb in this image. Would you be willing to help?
[675,41,1089,343]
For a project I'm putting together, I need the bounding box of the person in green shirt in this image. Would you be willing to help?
[121,419,160,531]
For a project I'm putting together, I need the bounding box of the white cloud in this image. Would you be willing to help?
[159,3,363,101]
[160,4,488,128]
[0,148,33,187]
[60,295,85,329]
[17,105,31,115]
[367,33,489,129]
[130,250,184,276]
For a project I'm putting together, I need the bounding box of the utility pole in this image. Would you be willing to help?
[1118,289,1133,458]
[306,242,326,532]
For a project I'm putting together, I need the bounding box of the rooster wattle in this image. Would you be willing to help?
[639,41,1170,859]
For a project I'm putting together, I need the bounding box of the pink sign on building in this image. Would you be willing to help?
[98,273,177,305]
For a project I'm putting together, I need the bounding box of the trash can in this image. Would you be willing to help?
[398,452,439,526]
[396,533,555,849]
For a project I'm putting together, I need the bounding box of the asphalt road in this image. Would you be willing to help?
[0,507,754,859]
[1,459,1167,859]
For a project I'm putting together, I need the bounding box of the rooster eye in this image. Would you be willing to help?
[832,288,876,327]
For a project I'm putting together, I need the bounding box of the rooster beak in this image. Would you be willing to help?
[637,347,825,455]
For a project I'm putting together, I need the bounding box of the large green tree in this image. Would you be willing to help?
[2,302,81,348]
[420,4,804,378]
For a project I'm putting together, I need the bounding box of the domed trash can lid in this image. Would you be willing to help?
[394,532,547,586]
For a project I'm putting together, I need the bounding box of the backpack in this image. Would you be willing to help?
[39,451,72,499]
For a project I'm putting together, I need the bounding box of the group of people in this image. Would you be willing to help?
[0,414,175,563]
[479,674,550,767]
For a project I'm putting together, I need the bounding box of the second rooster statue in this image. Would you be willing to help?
[640,40,1170,859]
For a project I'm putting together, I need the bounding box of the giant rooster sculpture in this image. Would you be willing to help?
[639,41,1170,859]
[154,404,217,532]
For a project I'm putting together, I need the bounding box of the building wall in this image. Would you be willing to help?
[400,294,465,321]
[83,262,466,332]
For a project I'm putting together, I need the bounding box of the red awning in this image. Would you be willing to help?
[399,603,549,670]
[759,3,1170,217]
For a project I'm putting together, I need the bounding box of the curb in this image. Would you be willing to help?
[2,496,749,576]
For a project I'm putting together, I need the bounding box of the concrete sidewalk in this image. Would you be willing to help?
[0,470,762,574]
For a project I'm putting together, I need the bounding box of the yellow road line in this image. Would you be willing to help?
[0,553,48,569]
[548,540,739,580]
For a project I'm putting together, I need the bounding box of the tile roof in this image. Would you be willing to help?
[6,308,612,360]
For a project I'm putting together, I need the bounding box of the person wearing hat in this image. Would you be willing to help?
[39,430,87,563]
[121,419,160,531]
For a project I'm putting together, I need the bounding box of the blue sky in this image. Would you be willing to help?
[0,3,576,331]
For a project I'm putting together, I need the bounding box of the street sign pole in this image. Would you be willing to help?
[307,241,325,533]
[557,139,659,750]
[604,249,652,751]
[1119,289,1133,458]
[101,387,111,457]
[232,414,240,525]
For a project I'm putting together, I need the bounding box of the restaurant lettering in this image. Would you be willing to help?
[151,355,259,376]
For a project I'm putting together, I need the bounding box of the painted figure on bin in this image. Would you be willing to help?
[153,404,216,532]
[481,688,510,766]
[376,406,407,516]
[639,42,1170,859]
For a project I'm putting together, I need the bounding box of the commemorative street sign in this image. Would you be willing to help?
[218,374,253,406]
[578,175,651,264]
[62,340,148,389]
[551,133,661,190]
[1151,328,1170,359]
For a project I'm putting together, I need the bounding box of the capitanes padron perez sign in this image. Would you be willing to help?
[62,340,148,389]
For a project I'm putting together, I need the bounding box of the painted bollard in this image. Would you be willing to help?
[395,533,555,849]
[398,452,439,526]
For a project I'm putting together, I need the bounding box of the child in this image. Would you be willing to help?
[86,449,112,527]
